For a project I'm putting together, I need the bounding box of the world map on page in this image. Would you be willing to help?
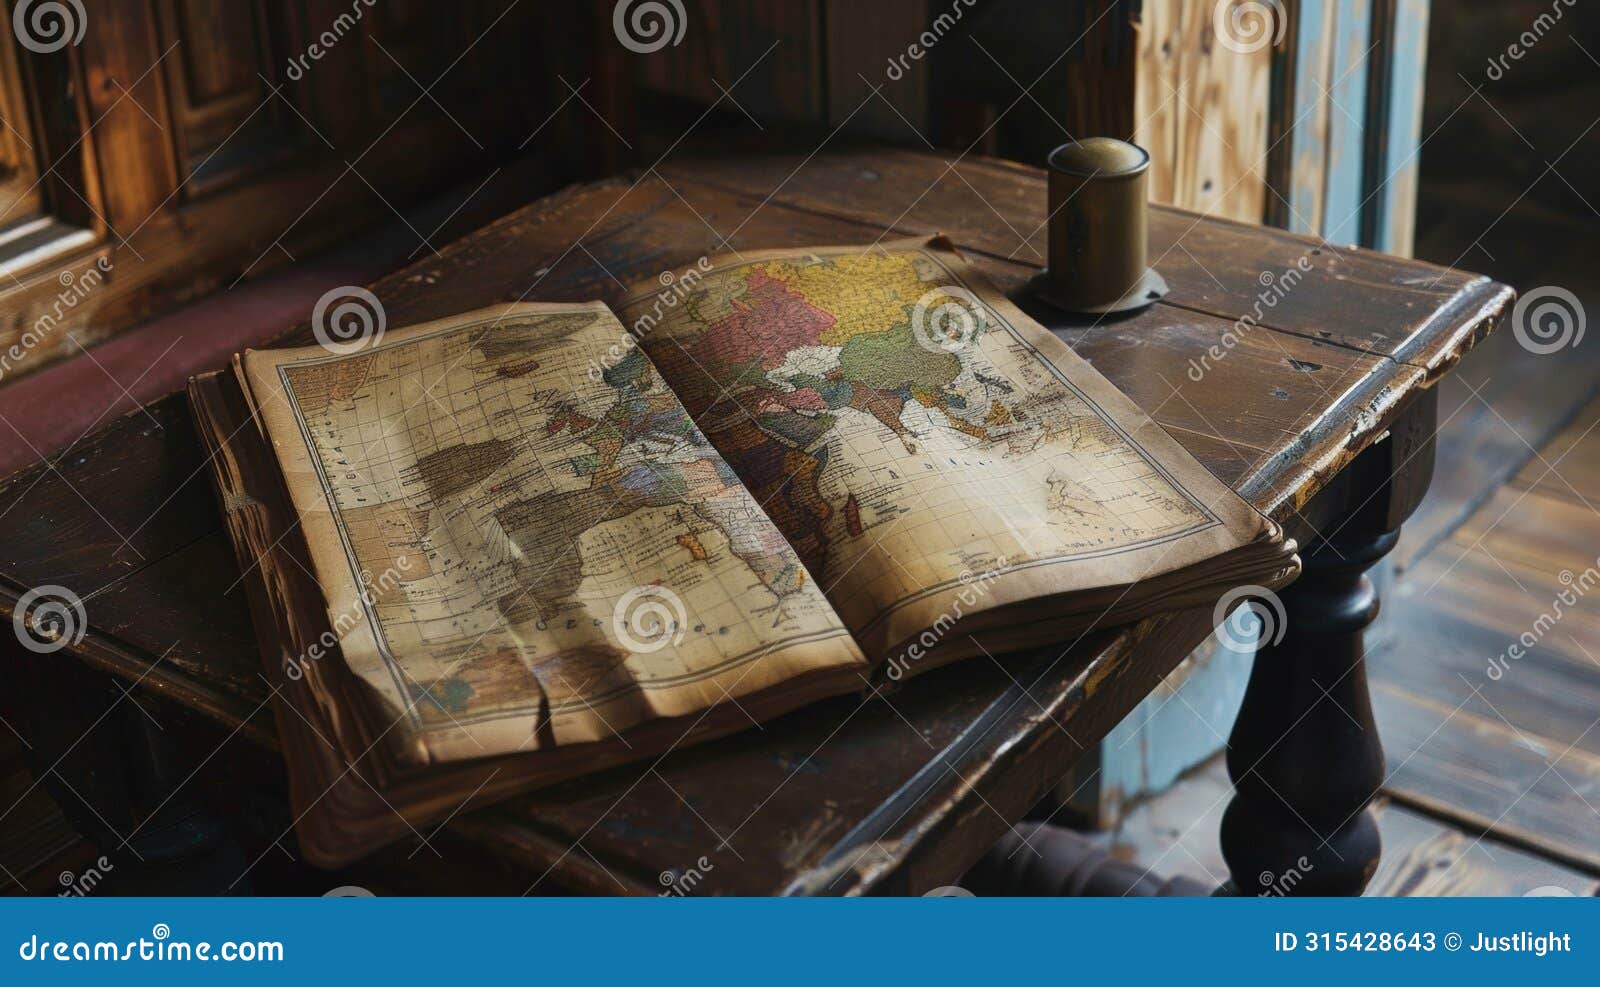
[272,308,854,740]
[624,245,1221,641]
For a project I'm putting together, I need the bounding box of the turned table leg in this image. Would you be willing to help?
[1218,525,1396,896]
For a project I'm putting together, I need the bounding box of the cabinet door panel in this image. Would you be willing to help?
[155,0,306,195]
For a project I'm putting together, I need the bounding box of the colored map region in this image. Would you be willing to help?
[626,245,1216,644]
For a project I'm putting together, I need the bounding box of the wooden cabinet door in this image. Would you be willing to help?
[0,0,564,380]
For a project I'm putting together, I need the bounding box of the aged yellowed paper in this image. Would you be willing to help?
[242,303,865,763]
[619,239,1268,658]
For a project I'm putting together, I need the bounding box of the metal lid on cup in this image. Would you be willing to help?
[1046,137,1151,179]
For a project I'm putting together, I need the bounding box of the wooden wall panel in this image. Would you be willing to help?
[362,0,461,118]
[0,37,44,227]
[290,0,372,144]
[634,0,824,122]
[172,0,258,102]
[154,0,306,195]
[823,0,929,144]
[76,4,176,235]
[1133,0,1273,223]
[1059,1,1140,143]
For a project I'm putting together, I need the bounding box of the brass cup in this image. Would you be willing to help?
[1033,137,1167,314]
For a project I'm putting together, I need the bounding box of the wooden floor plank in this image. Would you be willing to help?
[1371,544,1600,763]
[1512,391,1600,507]
[1094,754,1598,896]
[1365,799,1595,898]
[1363,393,1600,874]
[1371,682,1600,874]
[1449,487,1600,578]
[1385,540,1600,678]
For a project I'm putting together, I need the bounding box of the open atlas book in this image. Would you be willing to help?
[188,236,1297,865]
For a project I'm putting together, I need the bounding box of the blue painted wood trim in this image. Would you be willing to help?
[1101,638,1253,817]
[1323,0,1370,243]
[1285,0,1330,234]
[1364,0,1429,254]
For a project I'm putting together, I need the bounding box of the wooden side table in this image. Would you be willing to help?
[0,147,1510,895]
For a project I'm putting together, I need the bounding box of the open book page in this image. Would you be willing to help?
[240,302,865,764]
[619,237,1272,659]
